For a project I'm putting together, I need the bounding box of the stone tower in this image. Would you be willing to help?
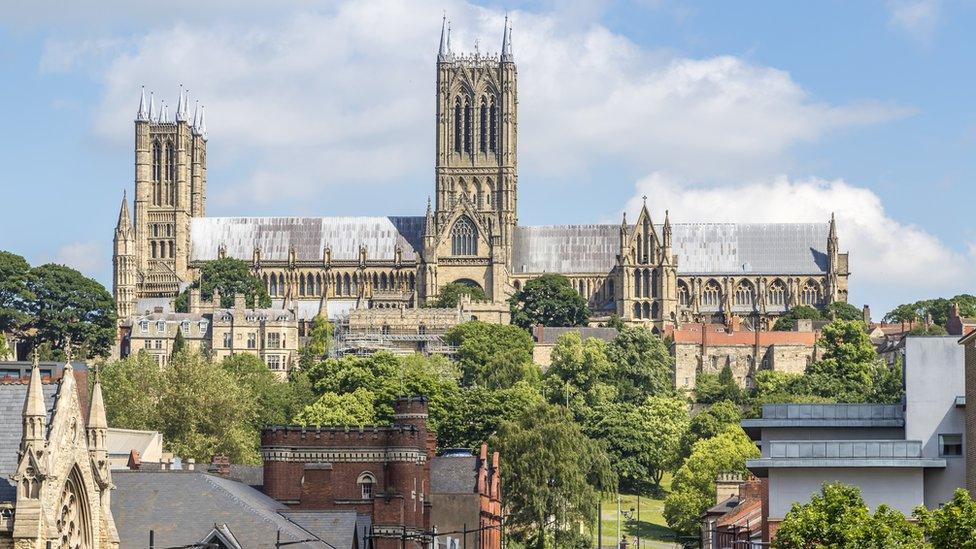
[113,192,136,319]
[425,16,518,302]
[618,200,678,331]
[129,86,207,307]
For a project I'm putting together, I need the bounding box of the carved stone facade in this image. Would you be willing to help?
[0,358,118,548]
[112,21,849,332]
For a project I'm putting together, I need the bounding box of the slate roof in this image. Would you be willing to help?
[191,217,425,262]
[0,382,58,502]
[430,455,478,494]
[280,510,370,549]
[112,470,356,549]
[513,222,829,275]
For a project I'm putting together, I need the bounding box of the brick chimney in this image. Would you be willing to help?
[862,304,872,325]
[189,288,202,314]
[210,454,230,476]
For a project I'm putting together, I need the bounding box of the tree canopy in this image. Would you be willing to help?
[0,251,31,333]
[774,483,925,549]
[490,402,615,549]
[772,305,822,331]
[681,400,742,458]
[444,321,540,389]
[605,326,674,402]
[24,263,116,358]
[174,258,271,312]
[293,388,377,427]
[913,488,976,549]
[664,426,759,535]
[431,281,487,308]
[587,396,688,494]
[509,273,589,330]
[884,294,976,328]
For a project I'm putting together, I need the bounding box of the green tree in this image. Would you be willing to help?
[509,273,589,330]
[221,353,303,429]
[602,313,626,331]
[884,303,921,325]
[605,326,674,402]
[772,305,822,331]
[883,295,976,328]
[444,321,539,389]
[914,488,976,549]
[681,400,741,458]
[491,402,615,549]
[542,332,616,418]
[303,351,461,436]
[745,370,836,415]
[299,315,333,368]
[694,364,742,404]
[101,350,260,463]
[806,320,889,402]
[171,330,187,358]
[24,263,116,358]
[101,352,164,431]
[825,301,864,322]
[293,388,377,426]
[774,483,926,549]
[174,258,271,312]
[664,426,760,535]
[587,395,688,494]
[0,251,32,334]
[158,350,259,462]
[436,381,545,450]
[909,324,948,336]
[431,281,487,308]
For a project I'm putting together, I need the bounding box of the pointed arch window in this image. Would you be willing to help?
[768,280,786,307]
[678,281,690,307]
[489,97,497,152]
[702,280,722,310]
[451,216,477,256]
[165,141,176,205]
[734,281,755,309]
[152,141,162,206]
[479,97,488,152]
[454,98,462,153]
[801,281,821,306]
[463,98,472,153]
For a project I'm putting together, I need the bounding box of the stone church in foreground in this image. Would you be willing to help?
[113,18,850,331]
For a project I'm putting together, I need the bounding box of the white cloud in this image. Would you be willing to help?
[887,0,941,43]
[624,173,976,315]
[39,0,908,206]
[52,241,107,279]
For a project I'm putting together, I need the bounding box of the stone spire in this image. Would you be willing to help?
[88,369,108,431]
[425,196,435,232]
[116,191,132,233]
[663,209,672,249]
[21,352,46,451]
[501,15,513,62]
[137,86,149,121]
[447,20,452,56]
[192,100,201,133]
[438,14,451,62]
[197,105,208,140]
[176,84,188,122]
[160,101,169,123]
[148,91,157,121]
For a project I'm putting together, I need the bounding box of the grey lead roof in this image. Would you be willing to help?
[0,383,58,502]
[112,471,352,548]
[430,455,478,494]
[513,223,829,275]
[191,217,425,262]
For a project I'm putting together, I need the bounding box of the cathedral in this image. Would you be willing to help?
[112,18,849,332]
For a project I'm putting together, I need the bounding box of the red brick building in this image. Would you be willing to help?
[262,397,435,549]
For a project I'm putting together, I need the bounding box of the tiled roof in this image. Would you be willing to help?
[512,223,829,275]
[112,470,353,549]
[430,455,478,494]
[190,217,425,262]
[0,382,58,502]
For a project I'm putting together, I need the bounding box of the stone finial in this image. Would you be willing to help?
[438,13,452,62]
[88,366,108,430]
[148,91,157,122]
[136,86,149,121]
[23,350,46,419]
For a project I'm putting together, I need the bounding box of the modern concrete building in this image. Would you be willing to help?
[744,337,966,541]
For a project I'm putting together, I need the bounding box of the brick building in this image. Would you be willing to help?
[668,319,819,391]
[430,446,502,549]
[262,397,435,549]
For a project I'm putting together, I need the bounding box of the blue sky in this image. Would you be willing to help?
[0,0,973,317]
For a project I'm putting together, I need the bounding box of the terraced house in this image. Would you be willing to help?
[112,18,850,332]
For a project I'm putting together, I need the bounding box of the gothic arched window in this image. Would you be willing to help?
[768,280,786,307]
[358,472,376,500]
[269,274,278,297]
[454,98,462,153]
[678,280,690,307]
[489,98,497,152]
[152,141,162,206]
[702,280,721,310]
[463,99,472,153]
[451,216,477,256]
[801,280,821,306]
[633,303,641,319]
[734,281,755,309]
[633,270,641,298]
[479,97,488,152]
[165,141,176,206]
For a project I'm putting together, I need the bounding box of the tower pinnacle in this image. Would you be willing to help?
[501,15,513,62]
[176,84,188,122]
[117,191,132,232]
[148,91,157,121]
[438,14,452,62]
[137,86,149,121]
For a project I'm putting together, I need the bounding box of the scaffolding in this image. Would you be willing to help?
[331,314,457,357]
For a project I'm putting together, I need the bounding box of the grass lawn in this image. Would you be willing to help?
[593,474,684,549]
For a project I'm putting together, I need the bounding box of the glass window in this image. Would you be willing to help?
[940,434,963,457]
[181,321,191,334]
[266,354,281,370]
[247,333,256,349]
[451,216,477,256]
[156,320,166,333]
[140,320,149,333]
[223,332,232,348]
[267,332,281,349]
